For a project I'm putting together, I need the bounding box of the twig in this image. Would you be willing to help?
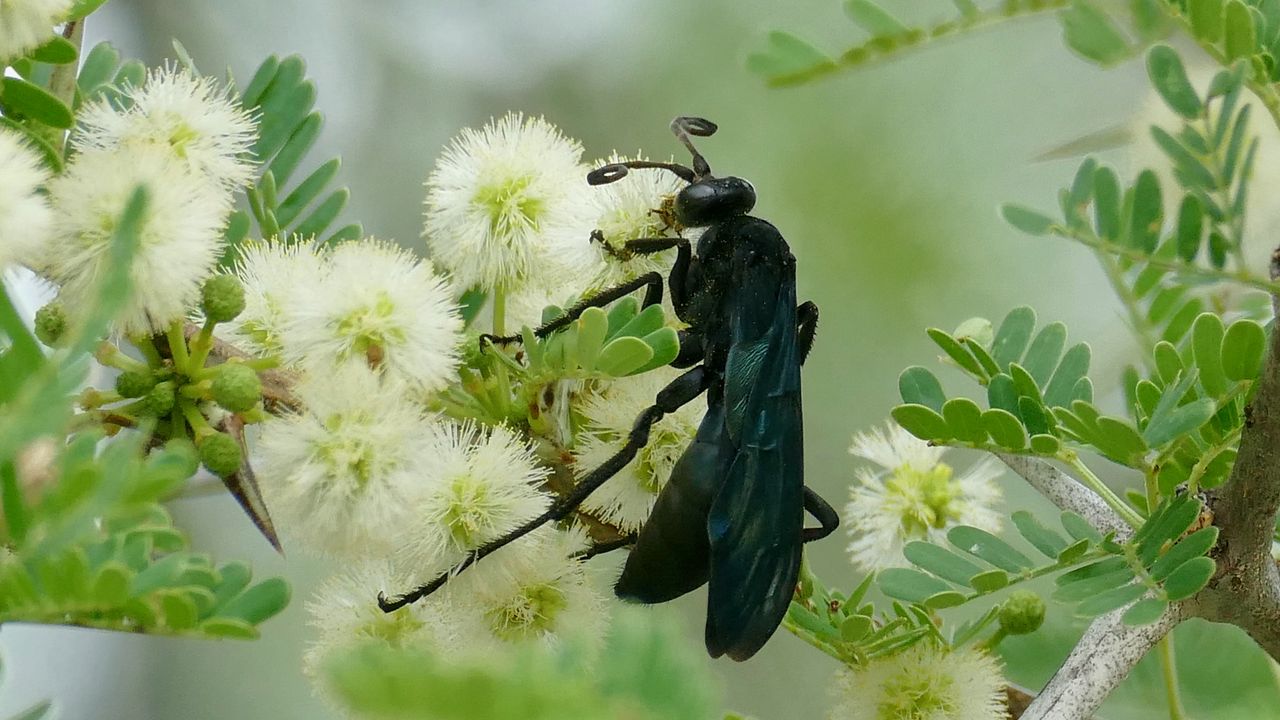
[995,453,1132,539]
[1021,603,1186,720]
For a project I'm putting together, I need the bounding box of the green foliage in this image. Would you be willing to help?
[883,497,1216,626]
[226,55,362,262]
[322,607,717,720]
[787,572,949,663]
[521,300,680,379]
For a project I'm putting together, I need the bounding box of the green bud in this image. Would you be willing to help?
[200,274,246,323]
[115,370,157,398]
[163,437,201,477]
[998,590,1046,636]
[143,381,177,417]
[211,363,262,412]
[34,302,68,346]
[198,431,242,478]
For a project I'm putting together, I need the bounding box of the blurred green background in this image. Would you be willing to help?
[3,1,1280,718]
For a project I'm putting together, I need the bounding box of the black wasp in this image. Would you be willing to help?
[380,116,839,661]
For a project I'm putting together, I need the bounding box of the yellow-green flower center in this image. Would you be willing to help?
[474,174,544,238]
[877,669,958,720]
[441,474,500,549]
[335,292,405,363]
[358,609,425,648]
[886,463,961,537]
[485,582,568,642]
[163,115,201,158]
[318,413,380,488]
[635,425,686,493]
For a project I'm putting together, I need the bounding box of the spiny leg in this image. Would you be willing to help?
[573,534,638,562]
[378,365,711,612]
[480,271,664,348]
[801,486,839,543]
[797,301,818,366]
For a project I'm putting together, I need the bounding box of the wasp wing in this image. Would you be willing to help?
[704,223,805,661]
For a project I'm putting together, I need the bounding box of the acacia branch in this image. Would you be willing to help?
[1021,603,1186,720]
[1196,247,1280,659]
[996,454,1130,538]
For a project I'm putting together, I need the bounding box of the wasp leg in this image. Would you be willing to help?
[379,365,711,612]
[573,534,638,561]
[801,486,839,543]
[672,329,705,368]
[479,271,666,349]
[797,301,819,366]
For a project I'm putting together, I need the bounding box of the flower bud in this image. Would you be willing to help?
[34,302,67,346]
[211,362,261,412]
[143,380,177,417]
[200,273,246,323]
[199,431,242,477]
[998,590,1046,636]
[115,370,157,398]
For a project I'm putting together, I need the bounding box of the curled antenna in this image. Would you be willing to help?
[670,116,716,178]
[586,116,720,186]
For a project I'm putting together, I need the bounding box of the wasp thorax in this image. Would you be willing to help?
[675,176,756,227]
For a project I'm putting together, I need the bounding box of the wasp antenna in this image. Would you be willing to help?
[588,160,696,185]
[670,116,716,179]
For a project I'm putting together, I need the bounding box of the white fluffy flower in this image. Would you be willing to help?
[423,112,597,292]
[0,0,71,62]
[394,421,553,574]
[574,368,705,531]
[0,129,52,269]
[256,363,433,560]
[75,66,257,193]
[433,527,607,654]
[845,422,1003,572]
[282,239,462,393]
[582,153,690,290]
[44,145,230,335]
[829,644,1008,720]
[224,238,327,357]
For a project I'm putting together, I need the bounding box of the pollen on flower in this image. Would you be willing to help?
[828,644,1009,720]
[223,238,327,358]
[845,422,1002,572]
[0,129,53,270]
[433,528,607,655]
[394,422,552,574]
[256,363,433,560]
[423,112,597,292]
[574,368,706,531]
[0,0,72,63]
[281,239,463,393]
[44,145,231,335]
[74,66,258,193]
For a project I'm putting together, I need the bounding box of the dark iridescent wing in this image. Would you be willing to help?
[614,402,731,603]
[705,224,804,660]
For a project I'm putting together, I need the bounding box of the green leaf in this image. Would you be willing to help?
[68,0,110,20]
[1146,46,1203,119]
[982,409,1028,450]
[992,307,1036,369]
[595,337,655,377]
[1093,165,1123,239]
[218,578,290,624]
[1001,204,1054,235]
[0,78,73,129]
[969,569,1010,593]
[1151,527,1219,580]
[615,303,666,339]
[631,327,680,375]
[1123,597,1170,625]
[903,542,984,586]
[1222,319,1266,381]
[1012,510,1070,558]
[1057,537,1093,564]
[1044,343,1091,407]
[1143,397,1215,447]
[988,374,1019,414]
[891,404,951,441]
[746,32,833,79]
[198,617,259,639]
[878,568,952,603]
[1190,0,1225,41]
[1023,322,1067,387]
[574,307,609,373]
[1176,194,1204,261]
[29,37,78,65]
[1061,0,1132,65]
[1163,556,1216,600]
[1061,511,1104,543]
[927,328,985,377]
[1075,583,1147,617]
[1029,433,1061,455]
[1192,313,1229,397]
[948,526,1034,573]
[1225,0,1258,60]
[924,591,967,609]
[275,157,340,227]
[898,366,946,412]
[1137,497,1203,565]
[840,614,873,642]
[942,398,986,443]
[294,188,349,240]
[1129,170,1163,252]
[1055,567,1137,602]
[843,0,909,36]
